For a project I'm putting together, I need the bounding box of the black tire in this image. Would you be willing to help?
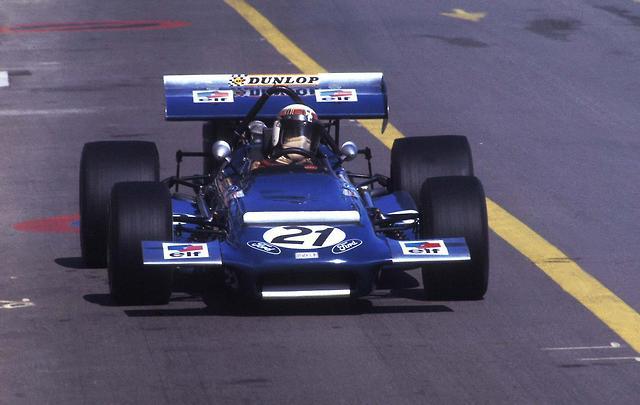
[390,136,473,205]
[107,182,173,305]
[80,141,159,267]
[420,176,489,300]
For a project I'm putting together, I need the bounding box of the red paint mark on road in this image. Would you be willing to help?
[0,20,190,34]
[13,214,80,233]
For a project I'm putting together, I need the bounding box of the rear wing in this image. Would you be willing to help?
[163,72,388,121]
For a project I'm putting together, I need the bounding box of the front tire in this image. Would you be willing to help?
[420,176,489,300]
[80,141,159,267]
[108,182,173,305]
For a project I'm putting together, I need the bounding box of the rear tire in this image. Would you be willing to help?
[108,182,173,305]
[390,136,473,205]
[80,141,159,267]
[420,176,489,300]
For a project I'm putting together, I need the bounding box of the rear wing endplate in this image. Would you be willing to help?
[163,72,388,121]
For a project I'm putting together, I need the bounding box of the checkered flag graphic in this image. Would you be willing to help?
[229,74,247,87]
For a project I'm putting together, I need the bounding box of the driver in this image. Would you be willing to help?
[252,103,320,170]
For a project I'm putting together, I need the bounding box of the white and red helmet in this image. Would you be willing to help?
[272,104,319,158]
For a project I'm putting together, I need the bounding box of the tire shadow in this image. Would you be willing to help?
[55,257,94,269]
[83,292,202,307]
[83,294,118,307]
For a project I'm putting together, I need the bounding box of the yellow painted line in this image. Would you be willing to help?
[487,200,640,353]
[224,0,640,353]
[224,0,324,74]
[224,0,403,148]
[441,9,487,22]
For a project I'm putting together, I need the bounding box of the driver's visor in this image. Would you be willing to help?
[280,121,313,149]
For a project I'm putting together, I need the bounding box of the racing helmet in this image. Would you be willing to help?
[272,104,319,161]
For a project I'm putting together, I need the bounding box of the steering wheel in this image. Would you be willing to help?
[271,147,315,160]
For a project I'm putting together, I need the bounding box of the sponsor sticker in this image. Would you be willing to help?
[331,239,362,254]
[192,89,234,103]
[233,88,314,98]
[399,240,448,256]
[315,89,358,103]
[263,225,346,250]
[247,241,281,255]
[295,252,319,260]
[162,243,210,259]
[229,74,320,87]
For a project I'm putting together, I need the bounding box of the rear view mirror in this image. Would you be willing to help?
[340,141,358,161]
[211,140,231,162]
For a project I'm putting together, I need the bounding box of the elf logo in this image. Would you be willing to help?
[399,240,449,256]
[315,89,358,103]
[162,243,210,259]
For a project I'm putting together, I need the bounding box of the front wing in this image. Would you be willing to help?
[141,238,469,268]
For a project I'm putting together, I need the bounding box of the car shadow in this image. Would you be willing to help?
[377,270,420,289]
[82,269,453,315]
[123,296,452,317]
[83,294,118,307]
[80,265,456,315]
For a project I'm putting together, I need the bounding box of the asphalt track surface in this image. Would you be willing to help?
[1,0,639,403]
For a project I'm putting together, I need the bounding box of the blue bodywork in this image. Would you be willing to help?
[143,147,470,298]
[217,164,390,297]
[142,72,471,299]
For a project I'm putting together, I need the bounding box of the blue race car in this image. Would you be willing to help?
[79,73,488,305]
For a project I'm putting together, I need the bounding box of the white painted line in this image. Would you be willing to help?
[578,356,640,362]
[0,71,9,87]
[542,342,622,351]
[0,108,101,116]
[1,298,34,309]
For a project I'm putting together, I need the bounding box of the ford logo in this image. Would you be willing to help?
[247,241,281,255]
[331,239,362,254]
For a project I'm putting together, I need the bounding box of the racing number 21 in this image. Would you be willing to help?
[263,225,346,249]
[271,226,334,246]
